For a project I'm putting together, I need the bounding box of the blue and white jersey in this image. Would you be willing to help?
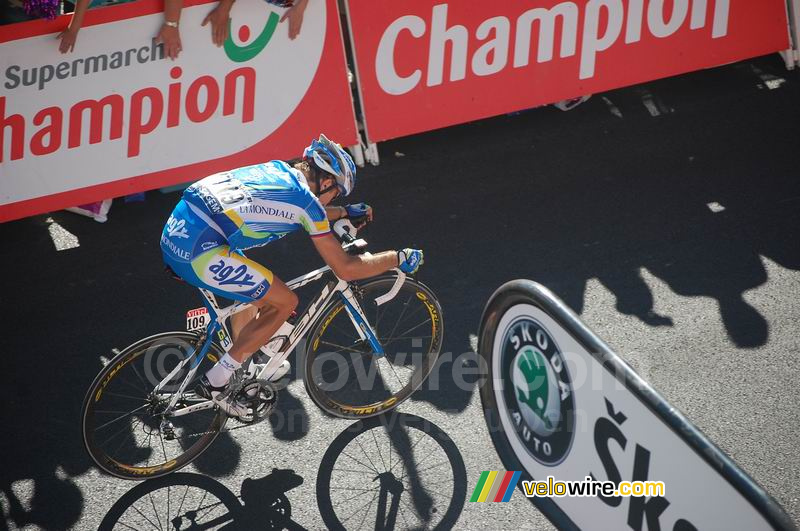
[181,160,331,251]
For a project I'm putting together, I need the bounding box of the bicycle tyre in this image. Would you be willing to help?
[304,275,443,419]
[81,331,226,480]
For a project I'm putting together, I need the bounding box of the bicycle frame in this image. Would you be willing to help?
[153,220,406,419]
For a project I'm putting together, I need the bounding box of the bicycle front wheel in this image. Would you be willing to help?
[81,332,225,480]
[304,275,443,419]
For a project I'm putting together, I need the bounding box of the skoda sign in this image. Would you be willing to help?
[478,280,796,531]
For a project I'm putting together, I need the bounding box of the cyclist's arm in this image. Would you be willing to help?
[325,206,347,221]
[311,233,398,281]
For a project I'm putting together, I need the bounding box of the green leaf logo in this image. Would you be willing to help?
[224,11,280,63]
[515,347,553,428]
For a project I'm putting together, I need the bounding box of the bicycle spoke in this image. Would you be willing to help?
[338,489,379,525]
[116,520,140,531]
[194,490,209,523]
[392,301,429,331]
[332,467,377,475]
[166,486,171,531]
[318,340,364,354]
[373,358,405,395]
[353,490,380,530]
[327,319,361,341]
[355,436,381,475]
[176,485,190,519]
[99,416,139,458]
[371,430,387,470]
[102,390,149,402]
[405,476,455,488]
[334,488,380,506]
[110,417,144,457]
[389,430,428,475]
[116,375,153,398]
[159,430,169,466]
[379,335,432,343]
[330,486,378,492]
[383,318,433,349]
[130,502,161,530]
[400,437,436,475]
[148,491,164,531]
[341,450,380,474]
[374,299,386,332]
[93,403,149,432]
[196,499,227,522]
[399,495,429,527]
[314,350,370,384]
[404,460,450,478]
[385,293,414,342]
[129,362,151,395]
[397,497,415,529]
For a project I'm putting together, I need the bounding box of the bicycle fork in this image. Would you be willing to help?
[340,287,385,356]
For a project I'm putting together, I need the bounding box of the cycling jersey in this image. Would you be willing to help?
[160,161,331,301]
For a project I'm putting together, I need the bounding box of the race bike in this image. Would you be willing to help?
[81,219,443,479]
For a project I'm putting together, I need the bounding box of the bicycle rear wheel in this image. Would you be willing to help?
[81,332,225,480]
[304,275,443,419]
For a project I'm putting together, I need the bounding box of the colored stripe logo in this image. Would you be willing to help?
[470,471,521,502]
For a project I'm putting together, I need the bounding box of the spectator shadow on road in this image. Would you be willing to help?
[97,468,306,530]
[0,194,244,530]
[316,412,467,531]
[359,54,799,358]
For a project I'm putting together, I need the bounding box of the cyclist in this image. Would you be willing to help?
[160,134,424,417]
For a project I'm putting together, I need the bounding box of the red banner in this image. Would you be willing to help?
[1,0,357,222]
[347,0,790,142]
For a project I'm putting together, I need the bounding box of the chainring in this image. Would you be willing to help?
[232,379,278,424]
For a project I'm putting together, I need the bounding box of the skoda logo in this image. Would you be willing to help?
[501,317,574,466]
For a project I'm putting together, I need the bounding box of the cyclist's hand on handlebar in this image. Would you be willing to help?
[344,203,373,222]
[397,248,424,274]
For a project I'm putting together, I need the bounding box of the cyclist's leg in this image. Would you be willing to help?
[185,245,298,363]
[228,278,296,362]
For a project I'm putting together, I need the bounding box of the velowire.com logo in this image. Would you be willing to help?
[469,471,521,503]
[501,316,575,466]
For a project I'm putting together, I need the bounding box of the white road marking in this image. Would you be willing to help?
[45,217,80,251]
[602,97,623,118]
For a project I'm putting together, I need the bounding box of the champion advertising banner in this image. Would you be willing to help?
[0,0,357,222]
[346,0,791,142]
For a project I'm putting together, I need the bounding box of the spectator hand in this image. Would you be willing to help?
[57,26,79,53]
[279,0,307,40]
[155,24,182,60]
[202,1,233,47]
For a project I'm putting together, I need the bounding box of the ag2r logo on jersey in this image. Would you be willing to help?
[501,317,575,466]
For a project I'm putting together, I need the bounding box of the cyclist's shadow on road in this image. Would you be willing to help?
[99,468,306,530]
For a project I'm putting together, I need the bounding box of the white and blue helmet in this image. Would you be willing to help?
[303,134,356,197]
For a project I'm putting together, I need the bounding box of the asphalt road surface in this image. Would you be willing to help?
[1,54,798,530]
